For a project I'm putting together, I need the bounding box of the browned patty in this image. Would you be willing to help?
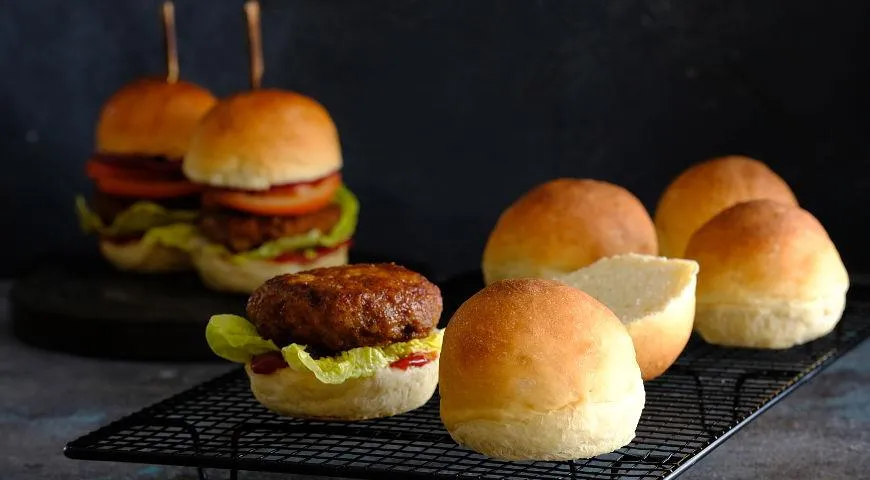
[246,263,443,353]
[91,190,200,225]
[198,204,342,253]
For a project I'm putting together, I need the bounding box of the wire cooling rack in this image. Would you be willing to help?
[64,286,870,480]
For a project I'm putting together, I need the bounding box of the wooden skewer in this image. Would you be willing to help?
[162,1,179,83]
[245,0,263,89]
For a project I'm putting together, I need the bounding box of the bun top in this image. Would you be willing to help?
[183,89,342,190]
[439,278,641,425]
[654,155,798,258]
[96,78,218,159]
[482,178,657,284]
[685,199,848,303]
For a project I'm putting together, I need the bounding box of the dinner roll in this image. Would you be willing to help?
[654,155,798,258]
[557,254,699,381]
[439,278,645,461]
[685,200,849,349]
[482,178,657,284]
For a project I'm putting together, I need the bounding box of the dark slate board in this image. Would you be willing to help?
[9,252,433,362]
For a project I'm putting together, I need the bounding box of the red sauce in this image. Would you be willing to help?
[389,351,437,371]
[270,240,352,264]
[250,352,289,375]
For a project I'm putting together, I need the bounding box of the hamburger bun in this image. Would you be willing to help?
[246,358,439,421]
[96,78,218,159]
[685,200,849,349]
[654,155,798,258]
[557,254,699,381]
[183,89,342,190]
[99,238,192,273]
[439,278,644,461]
[482,178,657,285]
[191,244,349,294]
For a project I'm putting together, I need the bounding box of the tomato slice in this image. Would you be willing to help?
[86,158,183,182]
[205,173,341,216]
[95,176,203,198]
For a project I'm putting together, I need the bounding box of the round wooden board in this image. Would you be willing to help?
[10,252,432,362]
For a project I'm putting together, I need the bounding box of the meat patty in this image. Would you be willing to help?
[91,190,200,225]
[198,204,342,253]
[246,263,443,353]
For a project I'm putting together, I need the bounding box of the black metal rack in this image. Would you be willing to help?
[65,300,870,479]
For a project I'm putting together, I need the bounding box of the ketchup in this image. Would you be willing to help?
[250,352,289,374]
[389,352,437,371]
[271,240,353,264]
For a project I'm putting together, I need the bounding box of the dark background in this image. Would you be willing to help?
[2,0,868,280]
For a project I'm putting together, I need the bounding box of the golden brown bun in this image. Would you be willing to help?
[685,200,849,349]
[654,155,798,258]
[99,238,192,273]
[183,89,342,190]
[482,178,657,285]
[96,78,218,159]
[439,278,644,461]
[557,254,699,381]
[247,358,439,420]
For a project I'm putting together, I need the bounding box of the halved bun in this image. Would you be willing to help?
[482,178,657,285]
[96,78,218,159]
[246,358,439,420]
[192,244,349,294]
[557,253,699,381]
[685,200,849,349]
[183,89,342,190]
[654,155,798,258]
[99,238,192,273]
[439,278,644,460]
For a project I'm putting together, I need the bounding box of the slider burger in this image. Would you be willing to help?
[183,90,359,293]
[76,78,218,272]
[205,263,443,420]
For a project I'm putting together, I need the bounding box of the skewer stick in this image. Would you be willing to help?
[162,1,179,83]
[245,0,263,89]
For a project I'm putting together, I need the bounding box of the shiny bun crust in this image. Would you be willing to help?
[99,238,192,273]
[654,155,798,258]
[439,278,645,461]
[183,90,342,190]
[482,178,657,285]
[191,244,349,294]
[246,359,439,420]
[96,78,218,159]
[685,200,849,349]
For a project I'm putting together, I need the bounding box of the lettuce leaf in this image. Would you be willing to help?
[140,223,199,252]
[204,314,443,384]
[209,184,360,263]
[75,196,198,237]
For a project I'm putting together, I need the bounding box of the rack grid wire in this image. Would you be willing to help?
[65,301,870,480]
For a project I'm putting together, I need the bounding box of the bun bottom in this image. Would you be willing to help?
[99,238,192,273]
[444,379,644,461]
[625,284,696,381]
[246,359,439,421]
[694,294,847,349]
[192,244,349,294]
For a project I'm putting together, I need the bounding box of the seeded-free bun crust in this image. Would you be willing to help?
[482,178,657,285]
[685,200,849,349]
[96,78,217,159]
[183,89,342,190]
[654,155,798,258]
[99,238,192,273]
[439,278,644,461]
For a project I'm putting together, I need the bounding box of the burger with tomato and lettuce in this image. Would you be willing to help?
[75,78,218,272]
[182,89,359,294]
[206,263,443,420]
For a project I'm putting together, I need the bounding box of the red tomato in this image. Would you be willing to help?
[204,173,341,216]
[95,176,202,198]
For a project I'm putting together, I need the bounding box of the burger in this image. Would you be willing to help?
[75,78,218,272]
[205,263,444,420]
[182,89,359,293]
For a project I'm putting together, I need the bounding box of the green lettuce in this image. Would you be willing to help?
[205,314,443,384]
[210,185,360,263]
[75,196,198,238]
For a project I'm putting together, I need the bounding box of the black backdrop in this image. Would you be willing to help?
[2,0,869,279]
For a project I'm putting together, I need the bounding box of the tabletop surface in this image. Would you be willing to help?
[2,281,869,480]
